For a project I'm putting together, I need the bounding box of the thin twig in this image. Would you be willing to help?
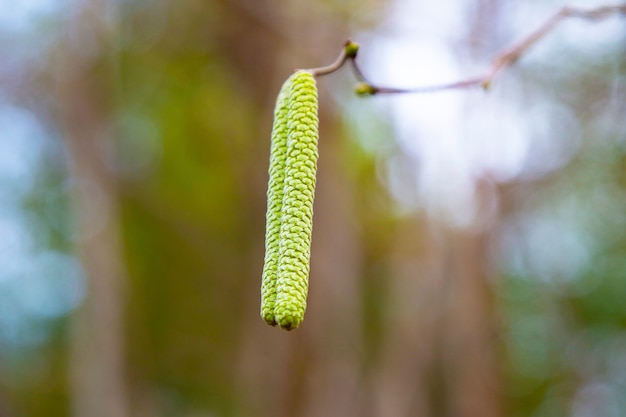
[306,4,626,95]
[306,48,348,77]
[481,4,626,88]
[304,40,358,76]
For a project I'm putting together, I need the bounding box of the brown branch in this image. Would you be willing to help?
[307,4,626,95]
[481,4,626,89]
[304,40,358,76]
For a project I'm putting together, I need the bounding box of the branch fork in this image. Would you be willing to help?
[304,4,626,95]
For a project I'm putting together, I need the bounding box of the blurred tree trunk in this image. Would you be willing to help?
[372,214,501,417]
[55,2,129,417]
[442,226,502,417]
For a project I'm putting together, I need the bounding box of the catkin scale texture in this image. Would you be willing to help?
[274,71,318,330]
[260,75,293,325]
[260,70,319,331]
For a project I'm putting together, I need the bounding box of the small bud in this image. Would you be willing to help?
[344,40,360,59]
[355,82,377,96]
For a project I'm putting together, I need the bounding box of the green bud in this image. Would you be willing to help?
[354,82,377,96]
[344,41,360,58]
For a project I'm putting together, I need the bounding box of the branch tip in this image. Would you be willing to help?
[354,82,378,96]
[344,40,360,59]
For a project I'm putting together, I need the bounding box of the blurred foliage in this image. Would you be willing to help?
[1,1,625,417]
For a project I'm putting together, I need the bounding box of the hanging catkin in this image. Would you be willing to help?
[261,70,319,330]
[260,73,293,326]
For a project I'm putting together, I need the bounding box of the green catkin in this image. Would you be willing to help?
[274,71,319,330]
[260,70,319,330]
[260,73,294,326]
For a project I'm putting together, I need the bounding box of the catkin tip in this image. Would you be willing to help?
[277,317,302,331]
[263,316,278,327]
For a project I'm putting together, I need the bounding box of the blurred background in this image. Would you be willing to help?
[1,0,625,416]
